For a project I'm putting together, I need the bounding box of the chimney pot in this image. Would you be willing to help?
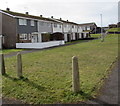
[26,12,29,15]
[6,8,10,11]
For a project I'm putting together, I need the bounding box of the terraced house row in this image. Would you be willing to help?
[0,8,97,49]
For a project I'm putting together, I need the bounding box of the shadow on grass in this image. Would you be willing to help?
[3,74,46,91]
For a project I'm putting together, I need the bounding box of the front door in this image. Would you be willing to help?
[31,34,38,43]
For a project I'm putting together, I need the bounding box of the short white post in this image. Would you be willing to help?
[72,56,80,93]
[17,52,22,78]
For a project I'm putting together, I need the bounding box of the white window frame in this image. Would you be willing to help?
[19,19,27,25]
[31,20,35,26]
[19,34,28,40]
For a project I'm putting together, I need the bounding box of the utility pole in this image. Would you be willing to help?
[100,14,104,42]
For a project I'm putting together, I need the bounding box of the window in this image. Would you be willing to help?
[72,25,74,28]
[19,19,27,25]
[40,22,44,26]
[31,20,35,26]
[19,34,28,40]
[59,24,61,28]
[47,23,51,27]
[54,23,57,27]
[64,24,67,28]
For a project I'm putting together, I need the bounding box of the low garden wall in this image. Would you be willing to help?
[16,40,65,49]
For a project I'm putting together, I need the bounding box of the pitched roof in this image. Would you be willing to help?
[1,10,57,22]
[56,19,78,25]
[79,22,97,26]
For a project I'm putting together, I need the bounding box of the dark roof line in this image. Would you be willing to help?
[79,22,96,26]
[2,10,57,22]
[56,19,78,25]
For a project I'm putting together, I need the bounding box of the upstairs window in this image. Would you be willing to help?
[64,24,67,28]
[59,24,61,28]
[47,23,51,27]
[19,19,27,25]
[31,20,35,26]
[54,23,57,28]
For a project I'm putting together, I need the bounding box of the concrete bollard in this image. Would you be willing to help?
[72,56,80,93]
[0,54,5,75]
[17,52,22,78]
[0,36,2,50]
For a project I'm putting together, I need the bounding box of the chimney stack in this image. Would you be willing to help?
[60,18,62,20]
[6,8,10,11]
[67,20,69,22]
[40,15,42,17]
[26,12,29,15]
[51,16,53,18]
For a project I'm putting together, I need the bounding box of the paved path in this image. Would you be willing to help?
[86,59,119,105]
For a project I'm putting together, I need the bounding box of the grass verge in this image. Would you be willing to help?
[2,49,24,54]
[2,34,118,104]
[107,28,120,32]
[90,34,101,38]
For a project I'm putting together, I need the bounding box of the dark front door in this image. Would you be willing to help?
[81,33,84,38]
[67,34,71,42]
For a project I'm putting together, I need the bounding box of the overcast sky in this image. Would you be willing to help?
[0,0,119,27]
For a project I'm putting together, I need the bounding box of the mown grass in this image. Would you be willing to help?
[2,34,118,104]
[107,28,120,32]
[65,39,89,44]
[90,34,101,38]
[2,49,23,54]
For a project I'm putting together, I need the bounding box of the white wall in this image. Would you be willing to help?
[63,24,72,33]
[52,23,63,33]
[16,41,65,49]
[72,25,78,33]
[64,34,68,42]
[72,33,76,40]
[78,27,82,33]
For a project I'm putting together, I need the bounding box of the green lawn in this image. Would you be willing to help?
[2,49,23,54]
[107,28,120,32]
[2,34,118,104]
[65,39,89,44]
[90,34,101,38]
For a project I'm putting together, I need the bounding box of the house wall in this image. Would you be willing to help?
[52,23,63,33]
[78,26,82,33]
[17,19,38,34]
[38,21,52,33]
[2,14,17,48]
[81,24,96,31]
[63,24,72,33]
[0,13,2,35]
[72,25,78,32]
